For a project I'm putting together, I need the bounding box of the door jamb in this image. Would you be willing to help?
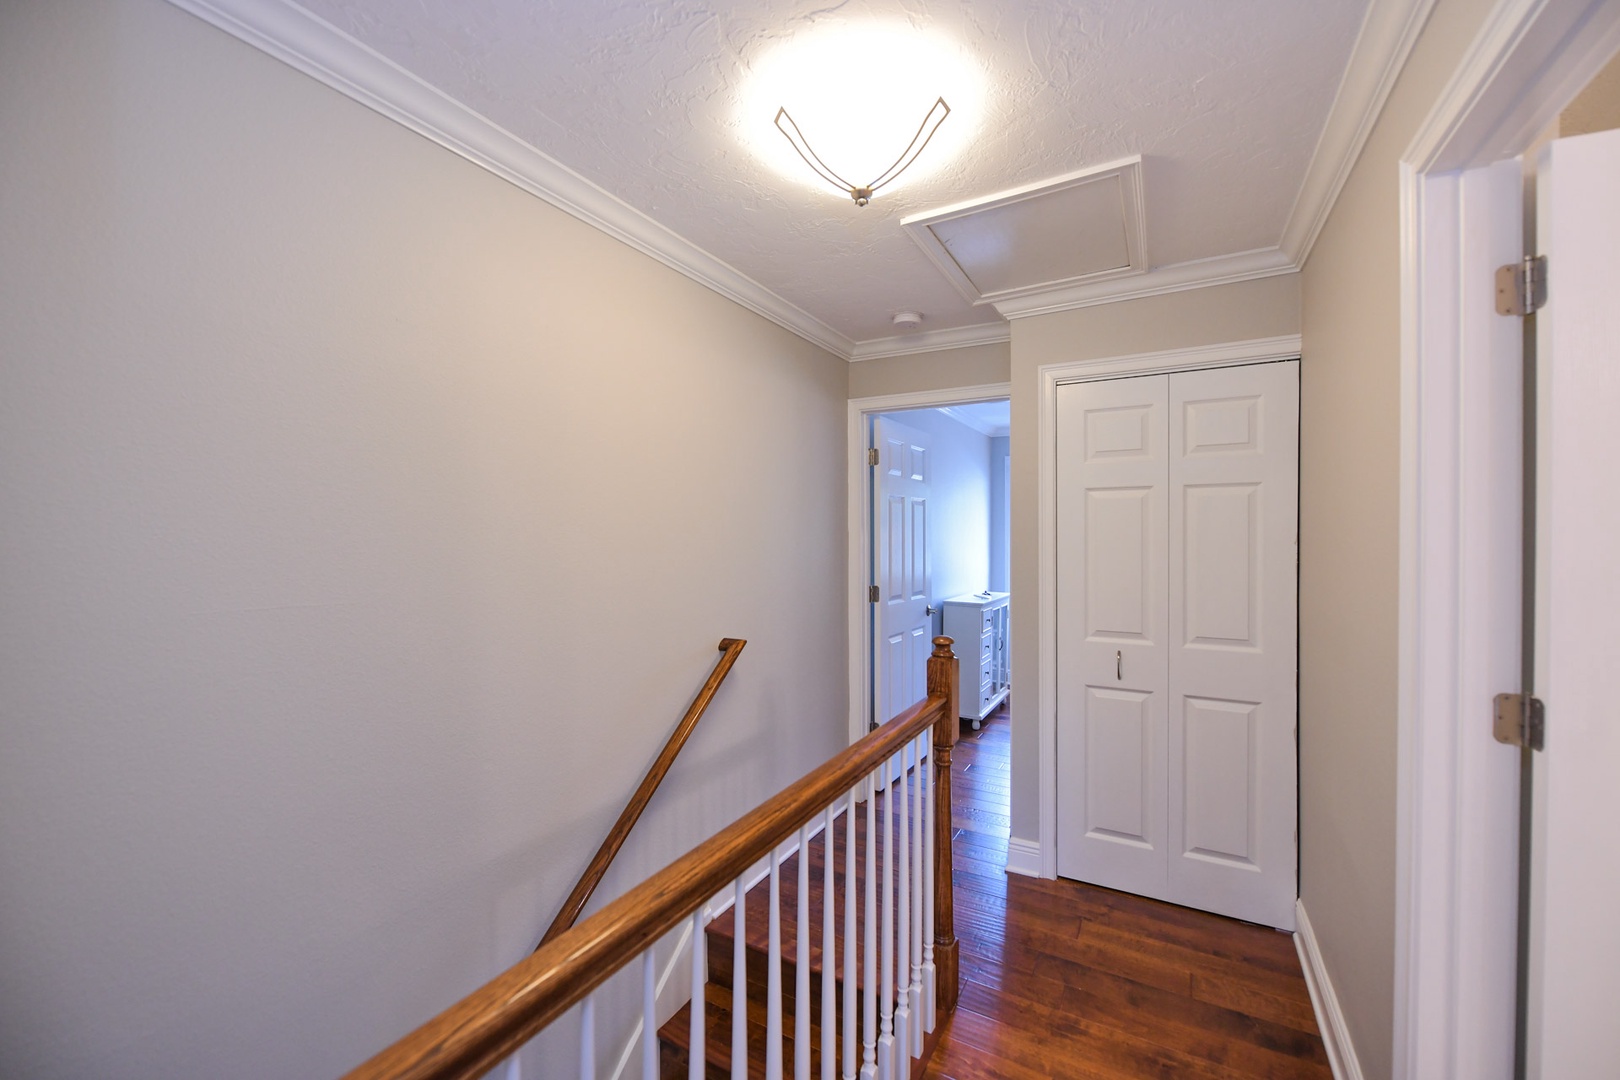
[1033,335,1303,878]
[847,383,1011,747]
[1395,2,1620,1077]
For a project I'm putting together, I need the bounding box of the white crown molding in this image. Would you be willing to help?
[1280,0,1439,265]
[991,247,1297,321]
[1296,900,1366,1080]
[163,0,857,360]
[848,321,1011,362]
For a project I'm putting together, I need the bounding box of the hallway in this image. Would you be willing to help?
[924,706,1332,1079]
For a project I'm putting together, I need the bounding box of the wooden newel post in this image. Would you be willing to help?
[927,636,960,1016]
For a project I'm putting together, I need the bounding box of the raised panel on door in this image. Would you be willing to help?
[874,415,933,727]
[1056,375,1169,899]
[1167,362,1298,929]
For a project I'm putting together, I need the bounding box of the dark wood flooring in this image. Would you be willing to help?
[923,703,1331,1080]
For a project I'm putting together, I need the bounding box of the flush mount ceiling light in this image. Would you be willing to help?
[739,25,983,206]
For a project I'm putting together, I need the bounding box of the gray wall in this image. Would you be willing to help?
[1296,0,1497,1074]
[0,3,849,1077]
[848,341,1011,399]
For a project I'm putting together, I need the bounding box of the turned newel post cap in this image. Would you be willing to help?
[932,636,955,657]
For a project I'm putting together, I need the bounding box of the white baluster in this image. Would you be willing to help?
[922,735,936,1032]
[909,734,923,1054]
[895,746,911,1079]
[822,804,836,1080]
[580,994,595,1080]
[862,773,877,1080]
[844,784,859,1080]
[768,855,784,1080]
[643,949,658,1080]
[691,908,706,1080]
[733,877,747,1080]
[796,824,811,1080]
[879,765,895,1080]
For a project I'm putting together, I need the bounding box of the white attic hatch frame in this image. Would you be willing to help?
[900,156,1148,306]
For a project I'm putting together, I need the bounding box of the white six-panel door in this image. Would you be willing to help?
[1057,361,1299,929]
[874,415,933,727]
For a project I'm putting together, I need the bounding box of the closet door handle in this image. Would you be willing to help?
[1116,650,1122,681]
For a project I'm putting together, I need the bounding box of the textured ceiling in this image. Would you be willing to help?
[293,0,1368,347]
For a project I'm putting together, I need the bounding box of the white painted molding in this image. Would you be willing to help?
[849,322,1011,362]
[1005,837,1043,879]
[1034,335,1301,883]
[846,384,1013,746]
[1404,0,1620,172]
[1391,5,1620,1078]
[1296,900,1366,1080]
[1281,0,1439,265]
[162,0,857,361]
[991,248,1296,321]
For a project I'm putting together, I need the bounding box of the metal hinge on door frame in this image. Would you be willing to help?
[1495,254,1548,315]
[1493,693,1545,751]
[868,447,880,466]
[869,585,880,603]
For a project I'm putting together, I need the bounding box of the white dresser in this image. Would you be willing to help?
[940,591,1010,728]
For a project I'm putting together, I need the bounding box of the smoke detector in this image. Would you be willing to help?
[892,311,923,330]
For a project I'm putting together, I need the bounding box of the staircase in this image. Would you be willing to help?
[658,795,945,1078]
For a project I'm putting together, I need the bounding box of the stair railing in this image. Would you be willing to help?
[341,637,960,1080]
[539,637,747,948]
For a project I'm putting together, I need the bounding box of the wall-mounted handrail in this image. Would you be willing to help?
[340,638,959,1080]
[537,637,747,949]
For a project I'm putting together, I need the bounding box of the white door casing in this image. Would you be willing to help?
[1055,374,1171,899]
[1167,363,1299,931]
[1526,126,1620,1080]
[1056,361,1299,929]
[874,415,933,726]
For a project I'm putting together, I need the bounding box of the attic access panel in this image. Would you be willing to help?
[902,157,1147,306]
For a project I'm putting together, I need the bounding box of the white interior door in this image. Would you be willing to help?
[874,415,932,726]
[1526,125,1620,1079]
[1056,362,1299,929]
[1166,363,1298,930]
[1055,374,1171,900]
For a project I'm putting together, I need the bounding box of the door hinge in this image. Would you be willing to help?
[1495,255,1548,316]
[1493,692,1545,751]
[869,584,880,603]
[868,447,880,466]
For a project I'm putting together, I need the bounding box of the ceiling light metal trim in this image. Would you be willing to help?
[775,97,951,206]
[900,156,1149,304]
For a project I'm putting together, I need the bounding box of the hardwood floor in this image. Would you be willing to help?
[923,703,1331,1080]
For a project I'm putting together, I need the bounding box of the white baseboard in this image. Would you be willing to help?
[1005,836,1043,878]
[1294,899,1365,1080]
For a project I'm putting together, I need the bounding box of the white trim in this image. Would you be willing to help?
[162,0,857,361]
[1296,899,1366,1080]
[847,383,1013,746]
[1034,336,1301,880]
[1392,4,1620,1078]
[1005,837,1043,879]
[991,248,1296,320]
[848,322,1011,362]
[1281,0,1439,264]
[901,158,1148,307]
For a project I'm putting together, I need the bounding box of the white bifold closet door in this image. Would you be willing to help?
[1056,361,1299,930]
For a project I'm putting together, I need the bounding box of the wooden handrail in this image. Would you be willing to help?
[538,637,746,948]
[342,638,960,1080]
